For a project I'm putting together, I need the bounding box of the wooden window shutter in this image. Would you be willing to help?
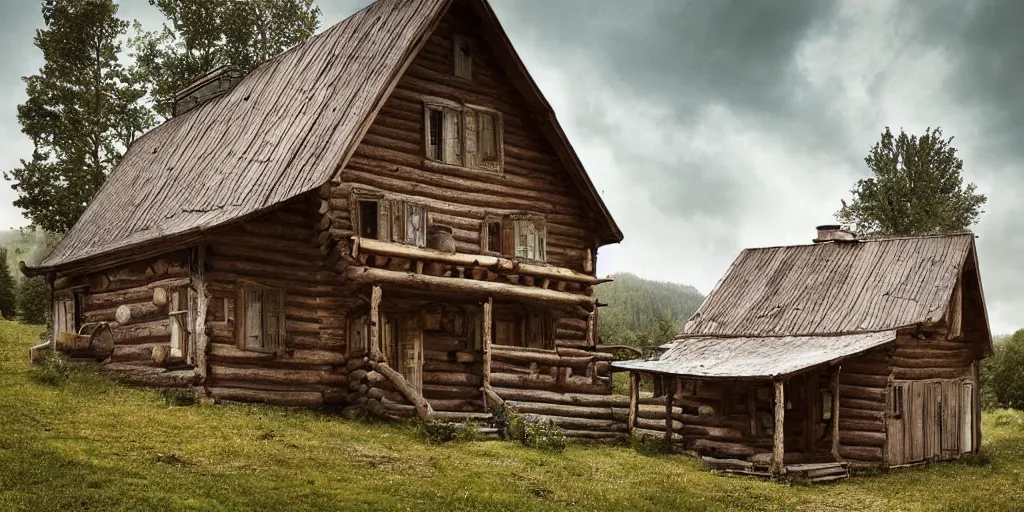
[262,288,284,352]
[453,34,472,79]
[536,224,547,262]
[244,287,263,350]
[479,112,496,162]
[426,108,443,160]
[500,221,515,256]
[443,108,461,165]
[390,200,407,244]
[377,200,392,242]
[463,110,478,168]
[408,203,427,247]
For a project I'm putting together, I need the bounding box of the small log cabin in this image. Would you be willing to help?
[23,0,626,432]
[614,226,992,474]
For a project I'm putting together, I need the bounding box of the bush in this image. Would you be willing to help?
[32,350,72,386]
[506,414,567,453]
[981,330,1024,410]
[418,420,479,444]
[17,276,50,325]
[630,432,674,456]
[0,247,16,320]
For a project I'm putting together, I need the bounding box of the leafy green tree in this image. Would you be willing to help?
[837,127,987,237]
[130,0,320,118]
[18,276,51,325]
[982,330,1024,410]
[4,0,154,234]
[0,248,17,319]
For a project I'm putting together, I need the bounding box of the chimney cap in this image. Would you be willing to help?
[814,224,857,244]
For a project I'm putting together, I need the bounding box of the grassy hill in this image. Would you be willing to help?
[595,273,705,349]
[2,321,1024,511]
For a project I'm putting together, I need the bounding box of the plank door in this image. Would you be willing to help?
[399,314,423,395]
[960,382,975,454]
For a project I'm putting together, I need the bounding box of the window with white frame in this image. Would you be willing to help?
[236,283,286,353]
[424,100,502,172]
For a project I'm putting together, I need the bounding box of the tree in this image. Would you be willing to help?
[18,276,51,325]
[130,0,320,118]
[3,0,154,234]
[982,330,1024,410]
[836,127,987,237]
[0,248,17,319]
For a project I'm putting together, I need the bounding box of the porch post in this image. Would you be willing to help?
[628,372,639,433]
[832,366,842,461]
[369,285,382,357]
[771,379,785,476]
[481,297,494,407]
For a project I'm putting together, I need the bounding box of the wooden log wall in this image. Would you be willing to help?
[204,197,355,407]
[326,5,598,273]
[56,251,200,388]
[422,329,485,413]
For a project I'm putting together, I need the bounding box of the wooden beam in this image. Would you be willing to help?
[748,387,758,436]
[353,237,607,285]
[369,285,382,355]
[482,297,493,408]
[628,372,639,433]
[346,266,595,306]
[832,366,842,461]
[665,377,675,443]
[771,380,785,476]
[194,246,210,382]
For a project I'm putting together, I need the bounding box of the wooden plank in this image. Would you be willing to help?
[831,367,841,461]
[628,372,639,433]
[771,380,785,476]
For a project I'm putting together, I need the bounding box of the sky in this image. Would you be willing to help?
[0,0,1020,334]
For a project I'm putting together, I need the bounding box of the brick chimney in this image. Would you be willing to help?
[172,66,244,117]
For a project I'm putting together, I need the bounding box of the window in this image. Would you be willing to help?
[358,200,379,239]
[453,34,472,79]
[236,283,285,353]
[482,218,512,256]
[357,196,428,247]
[513,218,546,262]
[821,390,833,421]
[169,287,194,359]
[891,384,904,419]
[492,308,553,349]
[53,294,77,337]
[424,100,502,171]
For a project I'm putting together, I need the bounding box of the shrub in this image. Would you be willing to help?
[17,276,50,325]
[981,330,1024,410]
[507,414,567,453]
[32,350,72,386]
[162,388,199,407]
[418,420,479,444]
[630,432,674,456]
[0,247,16,320]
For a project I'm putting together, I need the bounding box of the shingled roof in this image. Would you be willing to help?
[32,0,621,272]
[683,233,983,337]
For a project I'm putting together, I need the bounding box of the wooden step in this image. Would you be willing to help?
[426,411,492,422]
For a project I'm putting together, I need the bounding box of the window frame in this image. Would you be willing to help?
[352,190,430,248]
[235,281,286,354]
[453,33,473,79]
[423,98,503,173]
[52,292,79,339]
[510,215,547,263]
[168,285,194,360]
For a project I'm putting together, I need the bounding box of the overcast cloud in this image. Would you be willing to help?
[0,0,1019,333]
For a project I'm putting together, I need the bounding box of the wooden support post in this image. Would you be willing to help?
[771,380,785,476]
[369,285,382,356]
[482,297,493,408]
[665,377,675,443]
[748,387,758,436]
[628,372,639,433]
[193,245,209,381]
[586,307,596,347]
[831,366,842,461]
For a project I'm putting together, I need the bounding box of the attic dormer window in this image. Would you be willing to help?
[453,34,472,79]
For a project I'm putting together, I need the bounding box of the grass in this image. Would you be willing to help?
[2,320,1024,511]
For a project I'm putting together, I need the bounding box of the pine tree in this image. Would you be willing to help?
[18,276,51,325]
[129,0,320,118]
[0,248,17,320]
[837,127,987,237]
[3,0,154,234]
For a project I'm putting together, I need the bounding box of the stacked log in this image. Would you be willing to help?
[836,346,891,463]
[422,331,485,413]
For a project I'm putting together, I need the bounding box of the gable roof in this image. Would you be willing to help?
[32,0,621,272]
[682,233,984,338]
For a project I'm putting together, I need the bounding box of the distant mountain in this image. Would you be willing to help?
[595,272,705,350]
[0,229,52,282]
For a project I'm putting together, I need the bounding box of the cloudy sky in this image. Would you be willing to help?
[0,0,1020,333]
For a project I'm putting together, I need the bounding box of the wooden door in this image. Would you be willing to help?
[398,314,423,395]
[960,382,975,454]
[887,379,973,466]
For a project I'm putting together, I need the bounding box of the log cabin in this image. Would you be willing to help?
[22,0,627,433]
[613,226,992,478]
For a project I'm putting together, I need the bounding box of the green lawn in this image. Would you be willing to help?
[2,320,1023,511]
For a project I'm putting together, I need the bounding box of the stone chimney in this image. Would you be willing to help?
[172,65,244,117]
[813,224,857,244]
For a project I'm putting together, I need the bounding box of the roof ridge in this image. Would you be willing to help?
[741,231,975,252]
